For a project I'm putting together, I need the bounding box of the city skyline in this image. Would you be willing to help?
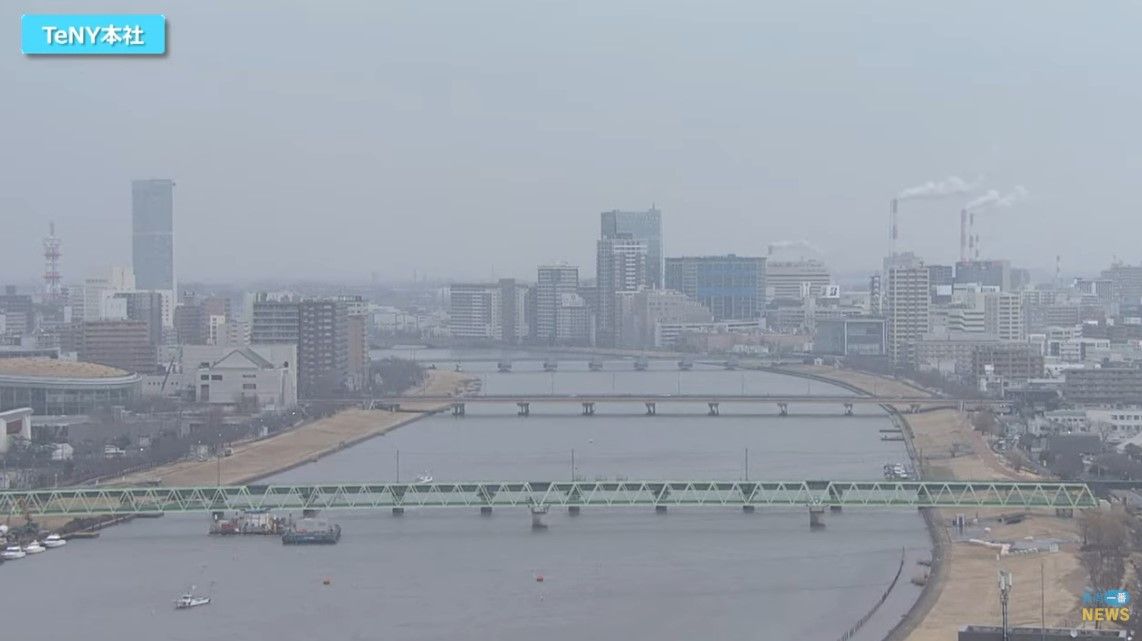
[5,2,1142,282]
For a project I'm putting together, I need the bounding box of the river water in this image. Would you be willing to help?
[0,352,930,641]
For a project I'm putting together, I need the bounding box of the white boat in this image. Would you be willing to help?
[1,545,26,560]
[174,587,211,609]
[43,534,66,549]
[415,472,433,484]
[23,540,46,554]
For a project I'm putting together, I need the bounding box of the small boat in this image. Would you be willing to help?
[1,545,26,560]
[634,357,649,371]
[174,587,211,609]
[543,359,558,372]
[416,471,433,484]
[43,534,66,549]
[497,361,513,373]
[677,359,693,371]
[23,541,46,554]
[588,359,604,372]
[454,362,463,372]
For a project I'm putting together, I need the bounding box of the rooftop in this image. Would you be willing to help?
[0,358,129,379]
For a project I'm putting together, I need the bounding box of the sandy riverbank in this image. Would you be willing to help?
[109,369,476,488]
[779,365,1086,641]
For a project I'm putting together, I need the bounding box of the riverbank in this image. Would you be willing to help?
[775,364,1085,641]
[110,369,476,488]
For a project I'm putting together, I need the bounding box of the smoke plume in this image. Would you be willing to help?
[896,176,974,201]
[964,185,1029,213]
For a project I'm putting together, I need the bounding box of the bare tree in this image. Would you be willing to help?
[1080,509,1130,612]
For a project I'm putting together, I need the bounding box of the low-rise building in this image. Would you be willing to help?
[193,346,298,411]
[970,343,1044,381]
[813,317,886,356]
[1064,367,1142,404]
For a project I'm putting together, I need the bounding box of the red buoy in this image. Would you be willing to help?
[535,574,544,583]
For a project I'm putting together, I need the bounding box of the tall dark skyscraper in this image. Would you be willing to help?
[132,179,175,292]
[601,207,662,289]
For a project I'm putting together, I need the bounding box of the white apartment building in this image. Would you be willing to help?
[886,264,930,364]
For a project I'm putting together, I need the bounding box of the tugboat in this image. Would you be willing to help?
[634,357,649,371]
[282,518,342,545]
[677,359,693,371]
[543,359,558,372]
[174,587,211,609]
[588,359,604,372]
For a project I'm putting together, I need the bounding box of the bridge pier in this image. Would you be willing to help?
[530,505,549,530]
[480,506,493,516]
[655,505,668,514]
[568,505,580,516]
[517,402,530,417]
[451,403,466,417]
[829,486,844,512]
[742,505,755,513]
[843,402,853,416]
[645,402,656,416]
[778,402,788,416]
[707,402,720,416]
[392,507,405,516]
[582,402,596,416]
[1056,508,1074,518]
[809,506,826,529]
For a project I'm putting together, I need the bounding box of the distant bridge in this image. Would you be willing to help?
[1,481,1094,518]
[363,394,1006,416]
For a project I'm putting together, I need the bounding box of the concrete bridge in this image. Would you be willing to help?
[0,481,1093,529]
[362,394,1007,416]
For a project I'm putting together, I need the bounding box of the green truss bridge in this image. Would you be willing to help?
[0,481,1097,525]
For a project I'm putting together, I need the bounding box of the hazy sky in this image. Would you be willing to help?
[4,1,1141,284]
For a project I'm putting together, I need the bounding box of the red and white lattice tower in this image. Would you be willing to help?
[43,222,62,301]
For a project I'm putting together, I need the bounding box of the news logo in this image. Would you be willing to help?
[1082,589,1132,623]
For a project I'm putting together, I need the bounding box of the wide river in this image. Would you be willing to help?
[1,351,930,641]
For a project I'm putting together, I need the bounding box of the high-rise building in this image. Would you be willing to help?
[251,295,301,344]
[885,264,930,364]
[298,300,349,397]
[1102,263,1142,305]
[0,286,34,336]
[497,279,530,344]
[765,260,831,302]
[535,265,580,344]
[555,293,592,345]
[868,274,882,315]
[955,259,1011,291]
[113,291,164,348]
[449,284,501,341]
[446,281,528,343]
[927,264,954,303]
[617,289,713,349]
[601,207,662,289]
[131,179,175,292]
[665,255,766,320]
[984,291,1025,342]
[595,236,647,346]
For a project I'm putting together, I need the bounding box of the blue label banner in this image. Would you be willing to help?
[22,14,166,55]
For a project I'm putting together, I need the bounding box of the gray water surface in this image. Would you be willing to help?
[0,359,929,641]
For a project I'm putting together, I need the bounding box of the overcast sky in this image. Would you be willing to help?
[3,1,1141,285]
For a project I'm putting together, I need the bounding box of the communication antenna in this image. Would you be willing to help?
[998,569,1013,641]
